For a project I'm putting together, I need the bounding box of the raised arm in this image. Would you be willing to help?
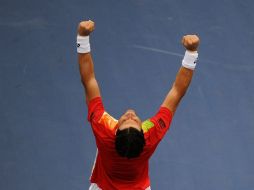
[161,35,200,114]
[77,20,101,102]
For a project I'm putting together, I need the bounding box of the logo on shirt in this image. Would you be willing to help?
[158,118,166,129]
[98,112,118,131]
[142,120,154,133]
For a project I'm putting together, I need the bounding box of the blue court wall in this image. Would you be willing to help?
[1,0,254,189]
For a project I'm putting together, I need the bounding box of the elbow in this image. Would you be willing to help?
[180,88,188,98]
[80,76,89,87]
[81,77,97,89]
[81,78,86,86]
[80,74,93,86]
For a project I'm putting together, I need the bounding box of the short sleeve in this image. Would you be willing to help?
[87,97,118,141]
[142,107,173,146]
[87,97,104,123]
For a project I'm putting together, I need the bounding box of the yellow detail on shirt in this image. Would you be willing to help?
[98,112,118,131]
[142,120,154,133]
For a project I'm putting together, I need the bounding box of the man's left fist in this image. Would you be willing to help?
[78,20,95,36]
[182,35,200,52]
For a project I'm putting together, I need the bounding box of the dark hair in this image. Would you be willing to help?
[115,127,145,159]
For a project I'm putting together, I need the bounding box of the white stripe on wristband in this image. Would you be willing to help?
[77,35,90,53]
[182,50,198,70]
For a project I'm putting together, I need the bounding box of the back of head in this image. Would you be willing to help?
[115,127,145,159]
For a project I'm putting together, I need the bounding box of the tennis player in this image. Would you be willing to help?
[77,20,200,190]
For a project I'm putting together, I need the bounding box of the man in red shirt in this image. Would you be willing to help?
[77,20,200,190]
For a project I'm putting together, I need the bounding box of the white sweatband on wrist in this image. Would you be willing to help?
[77,35,90,53]
[182,50,198,70]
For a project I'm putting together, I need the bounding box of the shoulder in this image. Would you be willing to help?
[87,97,104,122]
[141,107,173,145]
[142,119,155,133]
[142,107,173,133]
[97,112,118,131]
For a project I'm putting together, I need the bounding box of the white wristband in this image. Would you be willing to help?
[182,50,198,70]
[77,35,90,53]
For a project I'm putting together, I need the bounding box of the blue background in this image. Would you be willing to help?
[1,0,254,189]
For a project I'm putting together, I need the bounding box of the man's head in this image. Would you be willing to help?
[115,110,145,159]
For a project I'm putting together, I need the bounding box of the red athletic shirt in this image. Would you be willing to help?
[87,97,173,190]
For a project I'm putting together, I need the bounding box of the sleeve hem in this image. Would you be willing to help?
[160,106,174,118]
[87,96,104,122]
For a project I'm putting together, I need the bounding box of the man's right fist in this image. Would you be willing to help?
[182,35,200,52]
[78,20,95,36]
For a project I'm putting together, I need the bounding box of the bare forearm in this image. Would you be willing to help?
[162,67,193,113]
[162,35,199,113]
[77,20,101,101]
[78,53,95,83]
[78,52,100,101]
[173,66,193,96]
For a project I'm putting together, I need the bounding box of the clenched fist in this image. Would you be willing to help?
[182,35,200,52]
[78,20,95,36]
